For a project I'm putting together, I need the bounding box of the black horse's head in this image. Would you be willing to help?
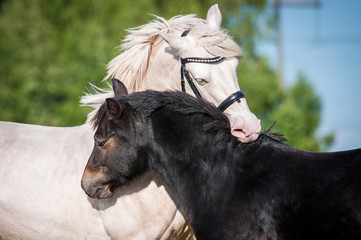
[81,79,151,199]
[81,78,233,199]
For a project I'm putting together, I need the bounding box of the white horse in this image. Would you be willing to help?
[0,4,260,240]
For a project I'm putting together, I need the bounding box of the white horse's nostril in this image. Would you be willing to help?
[231,127,247,139]
[233,129,246,134]
[231,126,260,143]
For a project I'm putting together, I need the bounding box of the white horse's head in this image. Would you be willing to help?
[84,4,261,142]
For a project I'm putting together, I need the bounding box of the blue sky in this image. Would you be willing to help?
[257,0,361,151]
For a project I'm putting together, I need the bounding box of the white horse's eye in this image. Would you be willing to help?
[195,78,208,86]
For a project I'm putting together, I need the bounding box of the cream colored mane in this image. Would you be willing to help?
[81,14,242,119]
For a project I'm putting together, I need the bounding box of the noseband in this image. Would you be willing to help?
[180,29,245,112]
[218,91,245,112]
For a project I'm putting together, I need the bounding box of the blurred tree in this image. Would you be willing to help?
[0,0,333,150]
[268,75,322,151]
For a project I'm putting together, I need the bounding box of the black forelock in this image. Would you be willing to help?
[91,102,107,130]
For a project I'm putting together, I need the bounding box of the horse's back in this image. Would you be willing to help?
[258,136,361,169]
[0,121,109,240]
[234,137,361,239]
[0,121,94,170]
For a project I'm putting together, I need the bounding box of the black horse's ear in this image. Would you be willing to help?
[106,98,123,119]
[111,78,128,97]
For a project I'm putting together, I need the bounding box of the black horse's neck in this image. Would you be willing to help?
[147,112,248,237]
[151,144,239,238]
[147,125,293,239]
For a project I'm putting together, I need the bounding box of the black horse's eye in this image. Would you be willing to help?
[96,140,106,148]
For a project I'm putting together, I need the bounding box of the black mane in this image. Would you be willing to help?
[92,90,290,149]
[92,90,232,142]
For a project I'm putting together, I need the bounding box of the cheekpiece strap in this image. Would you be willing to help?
[178,29,225,99]
[180,56,224,99]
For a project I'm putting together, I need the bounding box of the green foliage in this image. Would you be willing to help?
[269,75,322,151]
[0,0,333,150]
[0,0,160,126]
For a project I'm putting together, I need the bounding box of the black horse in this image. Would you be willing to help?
[81,80,361,240]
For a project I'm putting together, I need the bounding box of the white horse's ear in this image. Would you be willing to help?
[206,4,222,30]
[159,32,187,55]
[106,98,123,119]
[111,78,128,97]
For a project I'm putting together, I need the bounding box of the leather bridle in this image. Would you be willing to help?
[179,29,245,112]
